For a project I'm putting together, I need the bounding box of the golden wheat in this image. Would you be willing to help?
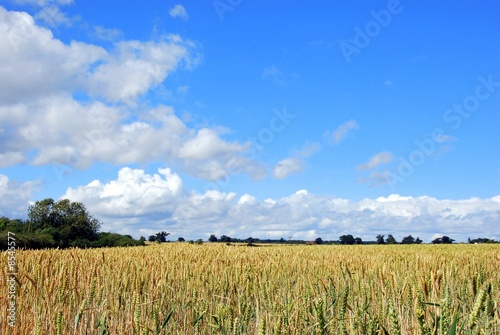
[1,244,499,334]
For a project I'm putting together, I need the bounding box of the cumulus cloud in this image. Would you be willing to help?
[273,142,320,179]
[357,151,393,171]
[62,167,500,242]
[325,119,358,145]
[0,8,195,103]
[178,128,245,161]
[169,4,189,20]
[64,167,182,217]
[0,7,258,181]
[0,174,40,217]
[86,37,195,102]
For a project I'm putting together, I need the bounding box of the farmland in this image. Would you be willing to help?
[1,243,499,334]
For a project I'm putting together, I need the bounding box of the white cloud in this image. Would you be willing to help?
[273,157,304,179]
[92,26,122,41]
[356,170,393,187]
[357,151,393,171]
[169,4,189,20]
[11,0,73,7]
[64,167,182,217]
[0,174,40,217]
[273,142,320,179]
[34,5,73,27]
[296,142,321,158]
[0,8,196,103]
[0,152,26,167]
[325,119,358,145]
[62,167,500,242]
[178,128,245,160]
[86,37,196,102]
[0,7,258,181]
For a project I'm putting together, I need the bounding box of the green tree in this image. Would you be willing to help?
[209,234,218,242]
[315,237,323,245]
[220,235,231,242]
[339,234,355,245]
[469,237,496,244]
[401,235,415,244]
[376,235,385,244]
[155,231,170,242]
[432,236,454,244]
[27,198,100,247]
[386,234,397,244]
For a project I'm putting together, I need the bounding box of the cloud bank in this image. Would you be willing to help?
[0,6,259,181]
[61,167,500,242]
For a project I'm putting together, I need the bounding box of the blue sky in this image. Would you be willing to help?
[0,0,498,242]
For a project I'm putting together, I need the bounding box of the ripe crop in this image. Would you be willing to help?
[1,244,499,334]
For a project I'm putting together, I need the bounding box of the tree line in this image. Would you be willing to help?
[198,234,498,245]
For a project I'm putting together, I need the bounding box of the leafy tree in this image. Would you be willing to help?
[376,235,385,244]
[386,234,397,244]
[0,217,24,233]
[339,234,355,245]
[209,234,218,242]
[415,237,423,244]
[220,235,231,243]
[155,231,170,243]
[148,235,157,242]
[354,237,363,245]
[440,236,454,244]
[139,236,146,243]
[91,232,143,247]
[469,237,496,244]
[178,237,185,242]
[401,235,415,244]
[432,236,454,244]
[315,237,323,245]
[27,198,100,247]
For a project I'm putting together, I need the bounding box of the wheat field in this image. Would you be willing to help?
[1,243,499,334]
